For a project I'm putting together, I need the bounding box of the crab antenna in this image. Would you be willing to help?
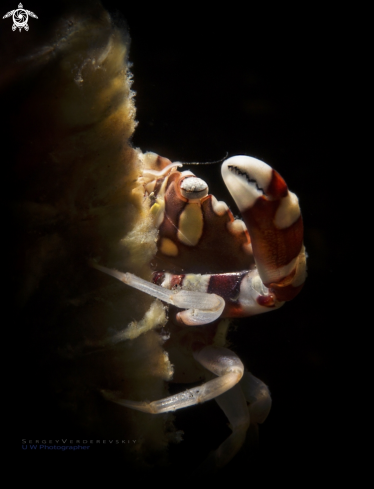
[175,152,229,166]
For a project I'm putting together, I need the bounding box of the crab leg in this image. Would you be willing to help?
[195,383,250,473]
[90,263,225,325]
[101,346,244,414]
[154,269,284,317]
[195,370,272,472]
[240,370,272,424]
[222,156,307,301]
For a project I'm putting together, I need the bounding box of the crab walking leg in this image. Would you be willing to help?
[195,371,272,473]
[240,371,272,423]
[102,346,244,414]
[222,156,307,301]
[90,263,225,325]
[195,384,250,473]
[155,269,285,317]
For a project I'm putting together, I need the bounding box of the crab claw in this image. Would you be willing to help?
[222,156,306,301]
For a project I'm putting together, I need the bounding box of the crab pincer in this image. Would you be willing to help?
[222,156,307,302]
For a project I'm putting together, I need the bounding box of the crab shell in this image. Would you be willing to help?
[143,154,305,306]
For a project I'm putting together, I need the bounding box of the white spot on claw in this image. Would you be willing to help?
[274,191,300,229]
[257,256,297,285]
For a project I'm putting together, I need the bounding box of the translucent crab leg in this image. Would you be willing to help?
[101,346,244,414]
[90,263,225,325]
[195,371,272,473]
[222,156,307,301]
[240,370,272,424]
[195,383,249,473]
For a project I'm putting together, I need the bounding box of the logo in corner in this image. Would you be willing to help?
[3,3,38,32]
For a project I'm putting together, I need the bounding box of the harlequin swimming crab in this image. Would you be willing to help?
[92,152,306,469]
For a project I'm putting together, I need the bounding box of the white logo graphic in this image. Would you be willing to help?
[3,3,38,32]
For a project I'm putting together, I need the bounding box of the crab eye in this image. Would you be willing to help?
[180,176,209,200]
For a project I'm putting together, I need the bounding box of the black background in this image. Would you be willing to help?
[4,0,347,483]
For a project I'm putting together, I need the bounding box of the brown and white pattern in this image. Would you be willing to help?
[92,152,306,472]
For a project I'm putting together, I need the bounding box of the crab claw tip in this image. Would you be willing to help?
[222,156,275,211]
